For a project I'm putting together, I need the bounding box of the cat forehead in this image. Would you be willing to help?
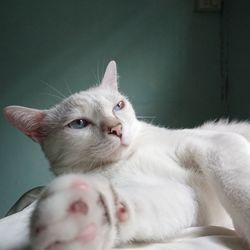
[53,88,122,115]
[74,88,122,107]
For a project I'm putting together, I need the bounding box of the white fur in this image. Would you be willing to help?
[2,61,250,249]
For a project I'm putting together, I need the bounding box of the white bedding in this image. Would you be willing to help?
[0,203,248,250]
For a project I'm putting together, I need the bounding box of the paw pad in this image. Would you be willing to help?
[71,180,88,190]
[77,223,97,242]
[68,200,88,214]
[117,202,128,222]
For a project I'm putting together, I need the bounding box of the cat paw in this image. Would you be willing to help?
[30,174,118,250]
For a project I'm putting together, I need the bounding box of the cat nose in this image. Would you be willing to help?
[108,124,122,138]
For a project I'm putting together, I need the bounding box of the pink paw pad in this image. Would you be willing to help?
[68,200,88,214]
[34,225,46,235]
[71,180,88,190]
[77,223,97,242]
[117,202,129,222]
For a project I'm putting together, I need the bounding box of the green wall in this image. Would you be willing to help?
[226,1,250,119]
[0,0,224,217]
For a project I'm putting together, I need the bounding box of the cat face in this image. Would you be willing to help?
[4,61,139,175]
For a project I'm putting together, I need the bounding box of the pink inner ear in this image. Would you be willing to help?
[23,115,47,143]
[4,106,47,143]
[100,60,118,90]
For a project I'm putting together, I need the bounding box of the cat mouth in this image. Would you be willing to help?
[103,132,129,160]
[110,134,129,148]
[107,127,122,139]
[105,138,128,159]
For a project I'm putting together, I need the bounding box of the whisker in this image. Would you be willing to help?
[92,62,101,85]
[137,115,156,124]
[137,115,156,118]
[40,92,64,101]
[92,70,98,85]
[40,80,66,98]
[64,79,73,95]
[89,141,118,162]
[97,62,101,85]
[88,158,98,171]
[137,116,156,120]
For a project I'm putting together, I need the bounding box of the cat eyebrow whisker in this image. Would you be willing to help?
[40,92,64,101]
[96,62,101,85]
[92,71,99,86]
[92,62,101,85]
[64,80,73,95]
[40,80,67,99]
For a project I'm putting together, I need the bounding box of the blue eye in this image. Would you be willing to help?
[113,100,125,111]
[68,119,89,129]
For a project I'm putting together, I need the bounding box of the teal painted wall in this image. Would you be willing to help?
[0,0,223,217]
[226,0,250,119]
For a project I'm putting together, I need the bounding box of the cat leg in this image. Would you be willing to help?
[109,176,199,244]
[30,172,200,249]
[178,131,250,246]
[30,173,121,250]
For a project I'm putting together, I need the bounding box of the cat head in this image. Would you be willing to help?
[4,61,140,175]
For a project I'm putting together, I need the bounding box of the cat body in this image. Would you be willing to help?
[2,61,250,249]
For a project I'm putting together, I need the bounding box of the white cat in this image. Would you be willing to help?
[2,61,250,250]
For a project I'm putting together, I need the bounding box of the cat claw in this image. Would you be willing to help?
[30,174,117,250]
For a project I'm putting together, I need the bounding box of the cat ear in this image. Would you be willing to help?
[100,60,118,91]
[3,106,48,143]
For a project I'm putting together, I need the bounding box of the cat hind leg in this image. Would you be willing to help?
[178,132,250,246]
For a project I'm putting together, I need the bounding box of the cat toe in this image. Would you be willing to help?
[30,174,117,250]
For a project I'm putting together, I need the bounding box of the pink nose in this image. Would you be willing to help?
[108,124,122,138]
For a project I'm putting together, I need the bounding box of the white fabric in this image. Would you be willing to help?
[0,204,248,250]
[0,203,35,250]
[116,226,248,250]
